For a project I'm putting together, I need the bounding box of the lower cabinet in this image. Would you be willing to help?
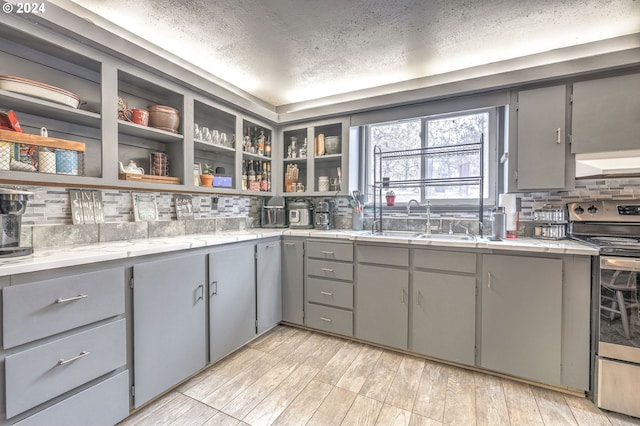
[481,254,563,386]
[209,244,256,363]
[257,240,282,334]
[132,253,207,408]
[356,264,409,349]
[412,271,476,365]
[281,239,304,325]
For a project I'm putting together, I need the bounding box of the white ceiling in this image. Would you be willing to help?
[51,0,639,108]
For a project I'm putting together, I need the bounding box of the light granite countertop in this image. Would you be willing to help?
[0,229,597,277]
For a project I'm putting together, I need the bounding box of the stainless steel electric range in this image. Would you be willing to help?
[568,200,640,418]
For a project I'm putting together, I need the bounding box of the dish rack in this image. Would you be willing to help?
[372,135,484,235]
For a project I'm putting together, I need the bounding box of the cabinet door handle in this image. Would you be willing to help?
[211,280,218,296]
[55,294,88,304]
[488,272,492,289]
[321,268,334,273]
[320,291,333,296]
[266,243,277,248]
[320,317,332,322]
[284,242,296,246]
[58,351,90,366]
[401,288,406,304]
[196,284,204,301]
[416,290,422,306]
[321,251,334,255]
[556,127,562,144]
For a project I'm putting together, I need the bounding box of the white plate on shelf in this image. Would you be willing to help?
[0,75,80,109]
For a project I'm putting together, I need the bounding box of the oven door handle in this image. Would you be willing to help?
[601,257,640,271]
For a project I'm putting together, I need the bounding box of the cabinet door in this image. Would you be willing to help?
[516,85,567,190]
[412,271,476,365]
[281,239,304,324]
[572,73,640,154]
[209,245,256,363]
[356,264,408,349]
[257,241,282,334]
[481,255,562,385]
[133,253,206,407]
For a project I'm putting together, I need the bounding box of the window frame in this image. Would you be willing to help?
[362,106,500,211]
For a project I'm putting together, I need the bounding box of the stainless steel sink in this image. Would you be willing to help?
[365,230,423,238]
[415,233,476,241]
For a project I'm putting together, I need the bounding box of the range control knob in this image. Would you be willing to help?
[587,205,598,214]
[574,206,585,215]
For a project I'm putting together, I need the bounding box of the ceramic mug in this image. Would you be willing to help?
[125,108,149,126]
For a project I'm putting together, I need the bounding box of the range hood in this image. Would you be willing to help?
[575,150,640,178]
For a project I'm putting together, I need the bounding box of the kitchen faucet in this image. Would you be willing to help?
[407,199,421,215]
[425,200,432,235]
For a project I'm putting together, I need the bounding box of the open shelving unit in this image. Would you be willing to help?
[372,137,485,235]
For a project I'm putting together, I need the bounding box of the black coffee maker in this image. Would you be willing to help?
[0,188,32,257]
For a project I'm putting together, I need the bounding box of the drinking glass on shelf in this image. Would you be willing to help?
[194,123,201,140]
[211,129,220,145]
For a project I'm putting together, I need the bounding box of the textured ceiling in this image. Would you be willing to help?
[54,0,639,107]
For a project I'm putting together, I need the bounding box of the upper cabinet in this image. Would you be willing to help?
[280,117,353,196]
[572,73,640,154]
[514,85,570,190]
[116,70,185,186]
[0,26,103,183]
[241,118,274,194]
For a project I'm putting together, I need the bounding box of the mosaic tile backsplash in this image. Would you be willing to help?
[9,176,640,248]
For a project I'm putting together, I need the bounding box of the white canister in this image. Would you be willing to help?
[38,148,57,173]
[318,176,330,192]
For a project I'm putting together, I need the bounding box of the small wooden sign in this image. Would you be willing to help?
[132,193,158,222]
[174,194,194,220]
[69,190,106,224]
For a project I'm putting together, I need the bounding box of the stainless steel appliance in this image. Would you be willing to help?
[288,199,313,229]
[489,206,506,240]
[314,199,334,230]
[0,188,32,257]
[568,200,640,418]
[261,196,287,228]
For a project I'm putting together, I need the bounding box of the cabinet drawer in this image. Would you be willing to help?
[413,249,476,274]
[3,267,124,349]
[305,303,353,337]
[306,277,353,309]
[307,240,353,261]
[6,319,127,418]
[358,245,409,267]
[14,371,129,426]
[307,259,353,281]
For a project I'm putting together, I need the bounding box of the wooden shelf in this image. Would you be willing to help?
[0,129,85,151]
[119,173,180,185]
[194,140,235,154]
[118,121,184,143]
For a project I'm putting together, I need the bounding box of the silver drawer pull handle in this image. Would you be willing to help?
[321,251,334,255]
[321,268,334,273]
[320,317,332,322]
[55,294,88,304]
[284,242,296,246]
[58,351,90,365]
[320,291,333,296]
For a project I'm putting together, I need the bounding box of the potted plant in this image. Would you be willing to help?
[385,190,396,206]
[200,163,214,187]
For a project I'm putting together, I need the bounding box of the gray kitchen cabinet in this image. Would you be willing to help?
[516,85,569,190]
[132,253,207,408]
[356,264,409,349]
[208,244,256,363]
[572,73,640,154]
[257,240,282,334]
[281,238,304,325]
[412,271,476,365]
[481,254,562,386]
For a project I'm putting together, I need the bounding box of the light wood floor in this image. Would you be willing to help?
[119,325,640,426]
